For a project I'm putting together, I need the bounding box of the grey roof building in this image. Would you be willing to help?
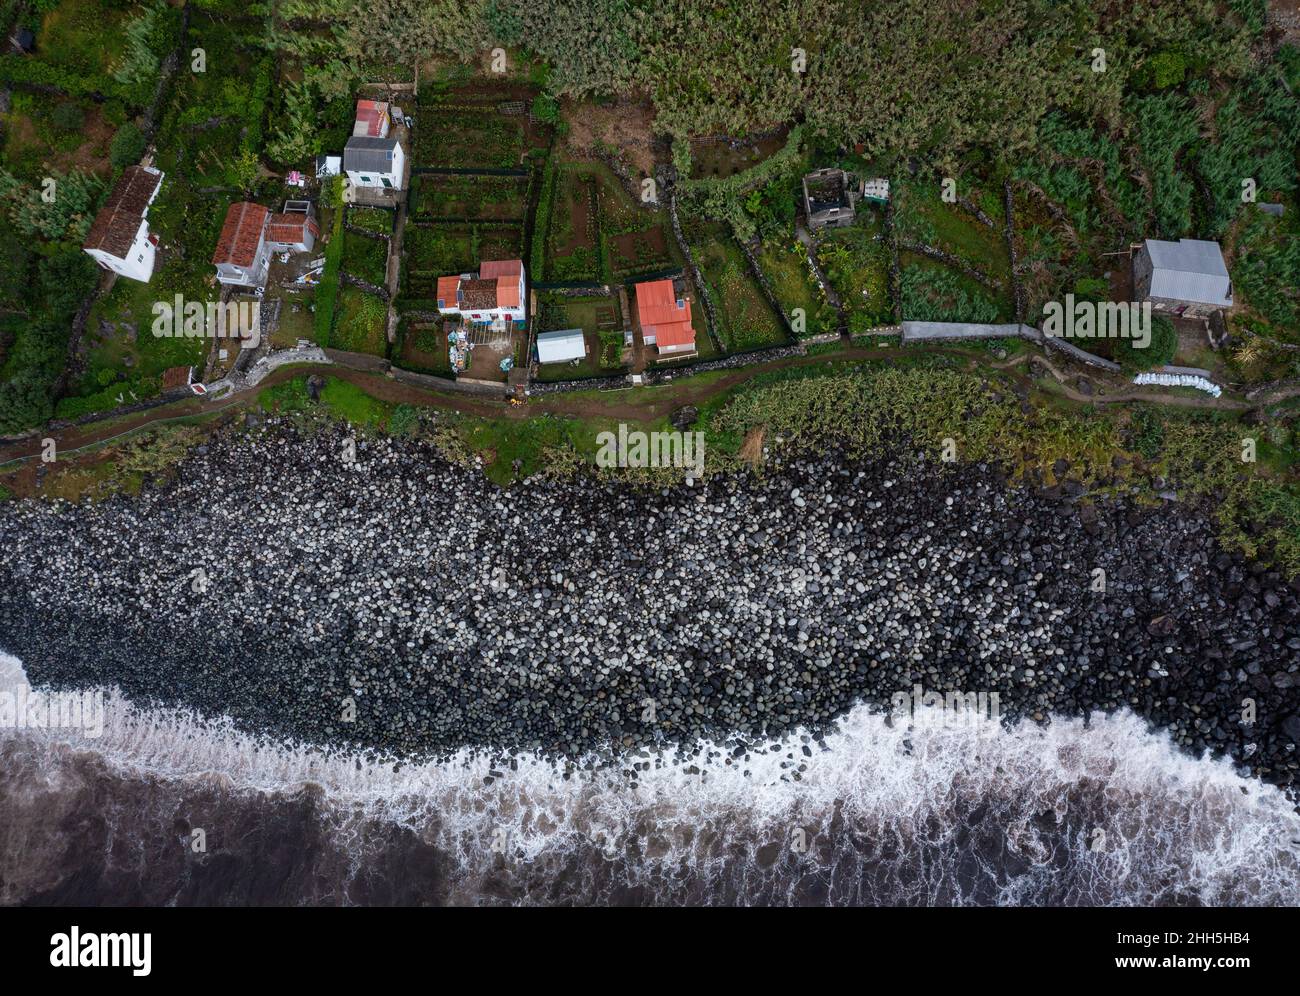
[343,136,400,174]
[1133,238,1232,315]
[536,328,587,364]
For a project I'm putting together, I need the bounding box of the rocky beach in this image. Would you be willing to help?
[0,417,1297,792]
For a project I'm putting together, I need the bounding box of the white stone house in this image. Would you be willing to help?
[343,136,406,192]
[82,165,165,282]
[436,259,527,326]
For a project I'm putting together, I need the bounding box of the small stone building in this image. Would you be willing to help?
[801,168,859,230]
[1133,238,1232,318]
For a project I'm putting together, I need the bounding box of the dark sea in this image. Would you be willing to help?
[1,653,1297,906]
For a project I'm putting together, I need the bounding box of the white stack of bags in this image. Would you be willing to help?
[1132,372,1222,397]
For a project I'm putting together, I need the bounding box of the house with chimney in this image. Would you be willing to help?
[635,277,697,357]
[82,165,165,282]
[435,259,526,327]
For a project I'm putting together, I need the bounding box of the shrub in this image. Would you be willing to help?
[51,101,86,133]
[109,122,146,169]
[1116,315,1177,370]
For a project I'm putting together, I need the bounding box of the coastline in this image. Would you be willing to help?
[0,417,1296,792]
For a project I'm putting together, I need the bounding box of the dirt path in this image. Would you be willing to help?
[0,344,1253,470]
[995,352,1250,411]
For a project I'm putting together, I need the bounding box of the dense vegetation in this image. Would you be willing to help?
[1,0,1298,435]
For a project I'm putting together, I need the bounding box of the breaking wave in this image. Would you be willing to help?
[1,653,1296,906]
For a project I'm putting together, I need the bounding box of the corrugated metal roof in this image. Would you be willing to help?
[344,136,398,174]
[1144,238,1232,307]
[536,328,586,363]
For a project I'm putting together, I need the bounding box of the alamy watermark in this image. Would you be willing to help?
[152,295,261,348]
[1043,295,1150,349]
[890,684,1001,731]
[0,687,103,738]
[596,423,705,477]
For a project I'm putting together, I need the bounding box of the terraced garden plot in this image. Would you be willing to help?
[342,232,389,286]
[412,110,526,168]
[688,224,787,352]
[405,225,478,280]
[398,322,453,377]
[547,168,601,281]
[757,241,837,337]
[818,225,894,328]
[410,174,529,221]
[403,224,524,299]
[348,206,394,236]
[532,293,628,381]
[894,181,1012,288]
[332,287,388,356]
[899,252,1009,323]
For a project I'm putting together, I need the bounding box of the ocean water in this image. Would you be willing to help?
[1,653,1296,906]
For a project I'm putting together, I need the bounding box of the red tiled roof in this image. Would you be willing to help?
[354,99,388,137]
[212,202,269,267]
[479,258,522,307]
[268,212,320,245]
[83,165,163,258]
[460,278,498,311]
[636,279,695,347]
[436,275,461,307]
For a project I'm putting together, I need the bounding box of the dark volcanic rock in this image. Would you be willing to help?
[0,417,1296,792]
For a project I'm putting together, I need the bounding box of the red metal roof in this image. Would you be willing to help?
[636,279,695,347]
[354,99,389,137]
[212,202,269,267]
[436,275,461,307]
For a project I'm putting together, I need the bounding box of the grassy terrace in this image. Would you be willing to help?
[757,240,837,337]
[687,222,787,352]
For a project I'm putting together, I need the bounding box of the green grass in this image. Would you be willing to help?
[691,232,787,352]
[342,232,389,286]
[258,375,391,429]
[37,0,130,79]
[819,224,893,326]
[332,288,387,356]
[757,240,837,337]
[348,206,394,236]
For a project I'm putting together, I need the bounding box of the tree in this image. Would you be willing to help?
[110,123,147,169]
[38,249,99,321]
[0,368,55,434]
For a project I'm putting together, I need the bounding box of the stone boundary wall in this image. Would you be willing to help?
[901,320,1127,373]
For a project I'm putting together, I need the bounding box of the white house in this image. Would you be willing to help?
[82,165,164,282]
[343,136,405,191]
[436,259,526,326]
[536,328,586,364]
[268,201,320,254]
[212,201,272,288]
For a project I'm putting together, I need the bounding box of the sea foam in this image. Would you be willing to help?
[2,653,1296,905]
